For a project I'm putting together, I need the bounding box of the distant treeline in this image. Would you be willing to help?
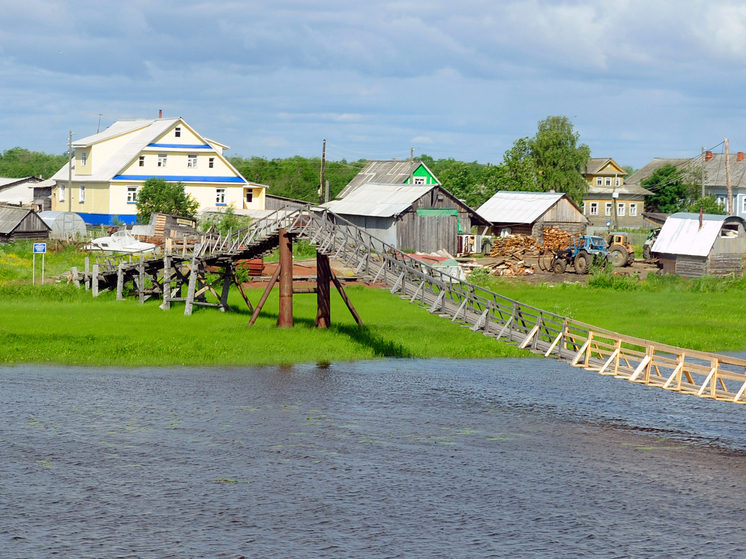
[0,147,67,180]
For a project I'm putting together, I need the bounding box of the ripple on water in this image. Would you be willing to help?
[1,359,746,557]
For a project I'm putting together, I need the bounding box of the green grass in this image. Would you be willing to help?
[0,240,87,283]
[0,283,528,366]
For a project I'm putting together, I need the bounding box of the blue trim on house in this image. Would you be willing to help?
[112,175,246,183]
[76,213,138,226]
[147,143,212,149]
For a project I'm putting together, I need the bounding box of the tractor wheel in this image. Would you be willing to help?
[552,259,567,274]
[627,250,636,266]
[609,246,629,267]
[575,252,590,274]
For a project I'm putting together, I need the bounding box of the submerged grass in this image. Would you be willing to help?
[0,283,528,366]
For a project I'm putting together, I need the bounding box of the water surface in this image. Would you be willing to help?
[2,359,745,558]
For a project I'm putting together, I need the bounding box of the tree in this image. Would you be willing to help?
[498,137,540,192]
[528,116,591,204]
[0,147,67,179]
[642,164,688,213]
[135,177,199,223]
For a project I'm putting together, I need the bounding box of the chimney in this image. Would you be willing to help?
[159,109,162,119]
[699,206,703,229]
[705,151,713,161]
[738,152,744,162]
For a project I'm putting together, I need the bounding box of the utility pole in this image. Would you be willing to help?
[319,139,326,205]
[97,114,103,134]
[701,146,705,198]
[410,147,414,161]
[612,176,618,230]
[324,179,330,204]
[726,138,733,215]
[67,130,73,212]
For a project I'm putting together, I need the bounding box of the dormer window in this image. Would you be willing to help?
[605,177,612,186]
[175,127,181,138]
[81,152,87,166]
[209,157,215,169]
[139,155,145,167]
[596,177,602,186]
[413,177,425,185]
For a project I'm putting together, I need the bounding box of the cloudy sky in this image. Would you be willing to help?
[2,0,746,168]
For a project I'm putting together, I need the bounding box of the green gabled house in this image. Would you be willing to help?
[337,160,440,199]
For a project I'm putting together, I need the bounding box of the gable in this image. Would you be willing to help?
[404,164,438,185]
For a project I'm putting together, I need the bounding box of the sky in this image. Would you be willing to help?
[2,0,746,169]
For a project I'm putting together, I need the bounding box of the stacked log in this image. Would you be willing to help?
[488,235,541,259]
[542,228,572,250]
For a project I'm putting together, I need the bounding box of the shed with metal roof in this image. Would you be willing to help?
[0,206,51,243]
[652,212,746,277]
[323,182,486,254]
[476,191,589,244]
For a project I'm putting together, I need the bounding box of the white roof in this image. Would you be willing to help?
[652,213,744,256]
[73,119,164,147]
[322,183,434,217]
[476,191,565,224]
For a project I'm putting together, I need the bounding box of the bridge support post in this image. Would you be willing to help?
[315,253,331,328]
[116,262,124,301]
[92,264,99,297]
[277,228,294,328]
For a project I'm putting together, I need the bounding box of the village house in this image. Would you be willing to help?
[50,116,265,225]
[325,160,486,254]
[0,206,51,243]
[0,176,55,212]
[582,158,652,228]
[627,151,746,219]
[476,191,589,245]
[651,212,746,277]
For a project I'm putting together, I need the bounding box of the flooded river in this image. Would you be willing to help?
[2,358,746,558]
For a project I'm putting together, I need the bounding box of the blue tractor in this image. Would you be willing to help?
[551,235,610,274]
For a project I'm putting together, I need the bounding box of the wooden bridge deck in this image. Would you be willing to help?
[77,205,746,406]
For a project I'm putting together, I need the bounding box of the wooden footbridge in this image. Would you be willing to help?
[76,205,746,406]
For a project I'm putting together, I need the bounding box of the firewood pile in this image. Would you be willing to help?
[485,259,535,276]
[541,228,572,250]
[488,235,541,258]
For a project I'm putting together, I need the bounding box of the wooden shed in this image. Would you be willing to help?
[0,206,51,243]
[476,191,589,245]
[652,213,746,277]
[323,183,487,254]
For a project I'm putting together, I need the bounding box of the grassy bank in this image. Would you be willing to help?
[0,283,528,366]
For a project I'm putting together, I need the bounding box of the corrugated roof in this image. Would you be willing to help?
[338,160,438,198]
[652,212,745,256]
[322,183,434,217]
[585,158,628,176]
[0,206,35,234]
[587,183,653,196]
[476,191,566,224]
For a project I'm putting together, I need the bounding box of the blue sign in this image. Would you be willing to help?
[606,221,611,228]
[33,243,46,254]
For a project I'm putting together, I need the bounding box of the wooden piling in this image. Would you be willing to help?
[315,253,331,328]
[91,264,99,297]
[277,228,293,328]
[116,262,124,300]
[160,252,171,310]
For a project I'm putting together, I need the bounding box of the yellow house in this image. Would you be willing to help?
[51,117,265,225]
[582,158,651,228]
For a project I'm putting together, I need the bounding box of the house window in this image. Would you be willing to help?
[175,127,181,138]
[629,203,637,216]
[582,202,586,214]
[81,151,87,166]
[209,157,215,169]
[605,177,612,186]
[589,202,598,215]
[245,189,253,204]
[158,154,167,167]
[605,202,612,216]
[413,177,426,185]
[617,202,625,217]
[127,186,139,203]
[615,177,621,186]
[79,185,86,203]
[717,195,726,206]
[139,155,145,167]
[216,188,226,205]
[596,177,602,186]
[742,197,746,213]
[59,185,65,202]
[187,154,198,168]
